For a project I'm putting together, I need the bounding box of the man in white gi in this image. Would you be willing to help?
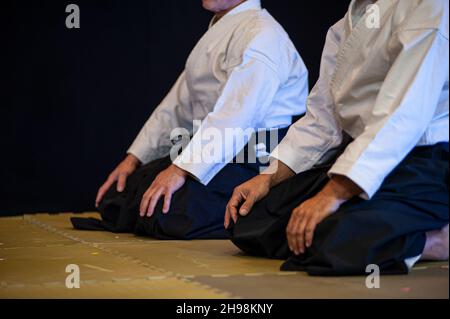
[226,0,449,275]
[72,0,309,239]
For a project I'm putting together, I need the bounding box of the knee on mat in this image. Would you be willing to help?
[138,212,193,240]
[229,222,267,256]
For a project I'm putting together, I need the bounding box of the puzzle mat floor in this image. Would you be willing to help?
[0,213,448,299]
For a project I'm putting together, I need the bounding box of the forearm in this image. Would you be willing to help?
[319,175,363,203]
[262,160,296,188]
[264,160,361,202]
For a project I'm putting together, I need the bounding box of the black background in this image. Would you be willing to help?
[1,0,350,215]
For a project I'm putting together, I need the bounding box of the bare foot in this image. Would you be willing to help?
[421,224,449,261]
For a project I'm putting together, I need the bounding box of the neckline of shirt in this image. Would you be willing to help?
[208,0,262,29]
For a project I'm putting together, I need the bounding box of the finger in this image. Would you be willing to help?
[228,191,243,223]
[286,215,295,253]
[239,195,255,216]
[230,204,239,223]
[305,218,318,248]
[140,188,154,217]
[287,210,301,254]
[147,189,163,217]
[116,174,127,192]
[224,205,231,229]
[297,217,308,255]
[162,191,173,214]
[95,178,114,207]
[95,187,106,208]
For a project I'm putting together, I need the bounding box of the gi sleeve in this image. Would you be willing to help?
[270,20,345,173]
[172,53,282,185]
[329,27,449,199]
[127,71,194,164]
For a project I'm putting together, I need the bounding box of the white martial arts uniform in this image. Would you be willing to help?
[228,0,448,273]
[272,0,449,199]
[128,0,308,185]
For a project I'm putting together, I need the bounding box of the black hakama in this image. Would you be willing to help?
[71,128,288,240]
[229,143,449,275]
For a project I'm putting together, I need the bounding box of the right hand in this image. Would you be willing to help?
[95,154,141,207]
[224,174,272,229]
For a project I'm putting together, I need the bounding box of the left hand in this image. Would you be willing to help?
[139,164,188,217]
[286,175,362,255]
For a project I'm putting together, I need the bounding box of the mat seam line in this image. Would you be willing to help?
[22,215,240,299]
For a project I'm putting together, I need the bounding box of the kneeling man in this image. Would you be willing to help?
[72,0,308,240]
[226,0,449,275]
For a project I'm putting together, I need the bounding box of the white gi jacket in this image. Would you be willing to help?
[272,0,449,199]
[128,0,309,185]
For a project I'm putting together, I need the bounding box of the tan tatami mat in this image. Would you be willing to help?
[0,213,448,299]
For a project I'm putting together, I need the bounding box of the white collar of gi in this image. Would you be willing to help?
[226,0,261,16]
[209,0,262,28]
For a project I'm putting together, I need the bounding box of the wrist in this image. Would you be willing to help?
[318,189,347,208]
[257,173,273,189]
[171,164,188,178]
[263,160,295,188]
[322,175,362,202]
[126,153,141,167]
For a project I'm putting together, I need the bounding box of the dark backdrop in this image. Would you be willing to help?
[1,0,350,215]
